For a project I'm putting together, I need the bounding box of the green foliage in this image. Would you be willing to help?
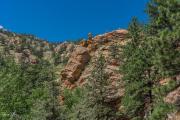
[127,17,142,45]
[0,57,62,120]
[63,88,84,111]
[0,37,6,45]
[146,0,180,33]
[148,101,175,120]
[53,52,61,65]
[0,1,179,119]
[59,87,86,120]
[32,48,44,59]
[109,43,120,60]
[120,1,180,120]
[68,54,117,120]
[120,18,152,119]
[53,52,69,65]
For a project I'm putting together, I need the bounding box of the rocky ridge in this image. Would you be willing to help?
[59,29,180,119]
[1,28,179,119]
[60,29,127,107]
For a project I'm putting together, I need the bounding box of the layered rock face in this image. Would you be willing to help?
[60,29,127,105]
[80,29,128,51]
[1,28,180,119]
[166,86,180,120]
[60,29,180,117]
[61,29,128,85]
[93,29,128,42]
[162,75,180,120]
[61,46,90,89]
[165,87,180,104]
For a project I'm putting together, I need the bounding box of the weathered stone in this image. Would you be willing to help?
[66,43,75,52]
[60,29,127,110]
[167,112,180,120]
[79,29,128,51]
[165,86,180,104]
[61,46,90,83]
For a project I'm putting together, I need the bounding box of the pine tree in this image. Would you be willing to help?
[146,0,180,34]
[146,0,180,119]
[127,17,142,45]
[109,43,120,60]
[120,1,180,120]
[88,54,117,120]
[0,57,62,120]
[120,18,155,120]
[68,54,117,120]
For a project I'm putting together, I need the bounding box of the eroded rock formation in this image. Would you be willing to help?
[61,46,90,87]
[60,29,127,106]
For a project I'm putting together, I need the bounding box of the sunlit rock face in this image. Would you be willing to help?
[61,46,90,85]
[60,29,128,108]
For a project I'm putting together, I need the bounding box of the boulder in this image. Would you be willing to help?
[167,112,180,120]
[165,86,180,104]
[61,46,90,83]
[165,86,180,120]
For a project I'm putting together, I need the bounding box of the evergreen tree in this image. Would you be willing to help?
[0,57,62,120]
[87,54,116,120]
[146,0,180,34]
[120,1,180,119]
[69,54,117,120]
[109,43,120,60]
[120,18,150,120]
[146,0,180,119]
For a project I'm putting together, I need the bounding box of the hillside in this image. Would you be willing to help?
[0,27,179,120]
[0,0,180,120]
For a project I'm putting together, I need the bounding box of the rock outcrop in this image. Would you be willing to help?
[167,112,180,120]
[165,75,180,120]
[0,30,56,64]
[2,28,179,119]
[93,29,128,42]
[80,29,128,51]
[60,30,127,107]
[165,87,180,104]
[61,46,90,86]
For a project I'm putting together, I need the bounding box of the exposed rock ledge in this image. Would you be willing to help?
[61,46,90,88]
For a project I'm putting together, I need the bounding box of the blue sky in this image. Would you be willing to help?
[0,0,149,42]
